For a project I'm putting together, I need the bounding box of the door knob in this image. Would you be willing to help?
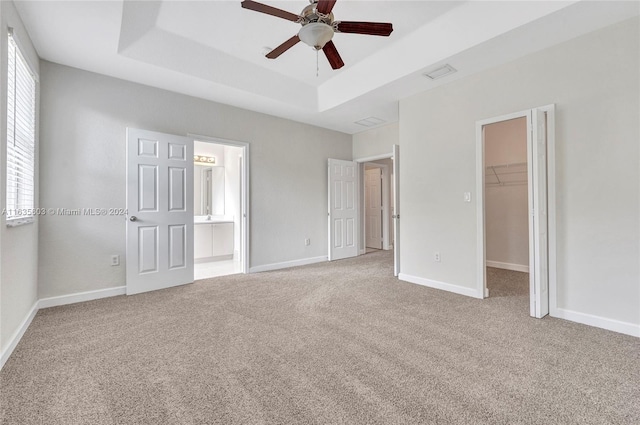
[129,216,138,222]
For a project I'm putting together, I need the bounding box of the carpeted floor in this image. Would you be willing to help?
[1,251,639,424]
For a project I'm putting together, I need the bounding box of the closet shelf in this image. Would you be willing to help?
[485,162,527,186]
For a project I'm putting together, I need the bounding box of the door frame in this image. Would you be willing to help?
[188,133,250,274]
[354,148,399,275]
[364,162,390,251]
[475,104,556,316]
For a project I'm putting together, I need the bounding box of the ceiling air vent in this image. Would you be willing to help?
[423,64,457,80]
[355,117,386,127]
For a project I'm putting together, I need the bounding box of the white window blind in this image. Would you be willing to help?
[6,31,36,223]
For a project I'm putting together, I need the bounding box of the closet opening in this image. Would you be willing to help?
[477,106,555,318]
[483,117,530,304]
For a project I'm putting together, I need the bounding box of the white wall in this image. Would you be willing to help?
[38,61,351,298]
[0,0,40,361]
[400,18,639,329]
[484,118,529,268]
[353,122,399,159]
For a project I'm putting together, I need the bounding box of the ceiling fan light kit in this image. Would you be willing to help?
[241,0,393,70]
[298,22,334,50]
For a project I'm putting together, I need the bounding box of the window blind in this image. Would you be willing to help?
[6,31,36,222]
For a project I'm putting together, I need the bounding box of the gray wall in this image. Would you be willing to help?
[352,122,399,159]
[399,17,639,326]
[38,61,351,298]
[0,0,40,359]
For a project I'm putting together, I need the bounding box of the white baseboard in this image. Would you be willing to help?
[38,286,126,309]
[0,301,39,370]
[398,273,482,299]
[249,256,327,273]
[554,308,640,338]
[486,261,529,273]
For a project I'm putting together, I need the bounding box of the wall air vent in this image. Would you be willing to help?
[423,64,457,80]
[355,117,386,127]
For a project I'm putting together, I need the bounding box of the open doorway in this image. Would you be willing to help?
[328,145,400,275]
[477,106,555,318]
[193,139,247,280]
[355,146,400,275]
[483,117,530,303]
[363,161,392,254]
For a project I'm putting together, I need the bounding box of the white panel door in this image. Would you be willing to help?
[126,128,194,295]
[532,110,549,317]
[365,168,382,249]
[328,159,358,261]
[393,145,400,276]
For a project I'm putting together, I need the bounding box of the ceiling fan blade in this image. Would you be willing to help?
[322,41,344,70]
[241,0,300,22]
[317,0,337,15]
[266,35,300,59]
[335,21,393,36]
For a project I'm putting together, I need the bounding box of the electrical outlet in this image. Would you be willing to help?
[111,255,120,266]
[434,252,441,262]
[305,238,311,246]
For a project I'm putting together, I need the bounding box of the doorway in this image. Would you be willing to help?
[192,137,249,280]
[355,146,400,276]
[476,106,556,318]
[328,145,400,276]
[483,117,530,304]
[363,161,391,253]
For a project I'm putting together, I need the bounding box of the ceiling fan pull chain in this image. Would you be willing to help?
[316,49,319,77]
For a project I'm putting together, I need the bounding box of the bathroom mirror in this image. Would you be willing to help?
[195,165,224,216]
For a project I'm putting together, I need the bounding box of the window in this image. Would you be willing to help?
[6,30,37,226]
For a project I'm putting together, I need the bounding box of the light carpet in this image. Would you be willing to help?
[1,251,638,424]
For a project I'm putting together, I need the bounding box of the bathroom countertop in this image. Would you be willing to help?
[194,216,234,224]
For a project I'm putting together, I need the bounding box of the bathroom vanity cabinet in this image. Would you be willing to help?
[194,221,234,261]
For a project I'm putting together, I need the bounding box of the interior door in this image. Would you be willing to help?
[328,159,358,260]
[393,145,400,276]
[126,128,194,295]
[532,110,549,317]
[365,168,383,249]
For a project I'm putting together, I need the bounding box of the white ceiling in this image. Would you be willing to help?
[14,1,640,134]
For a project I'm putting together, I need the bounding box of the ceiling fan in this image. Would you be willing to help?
[241,0,393,70]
